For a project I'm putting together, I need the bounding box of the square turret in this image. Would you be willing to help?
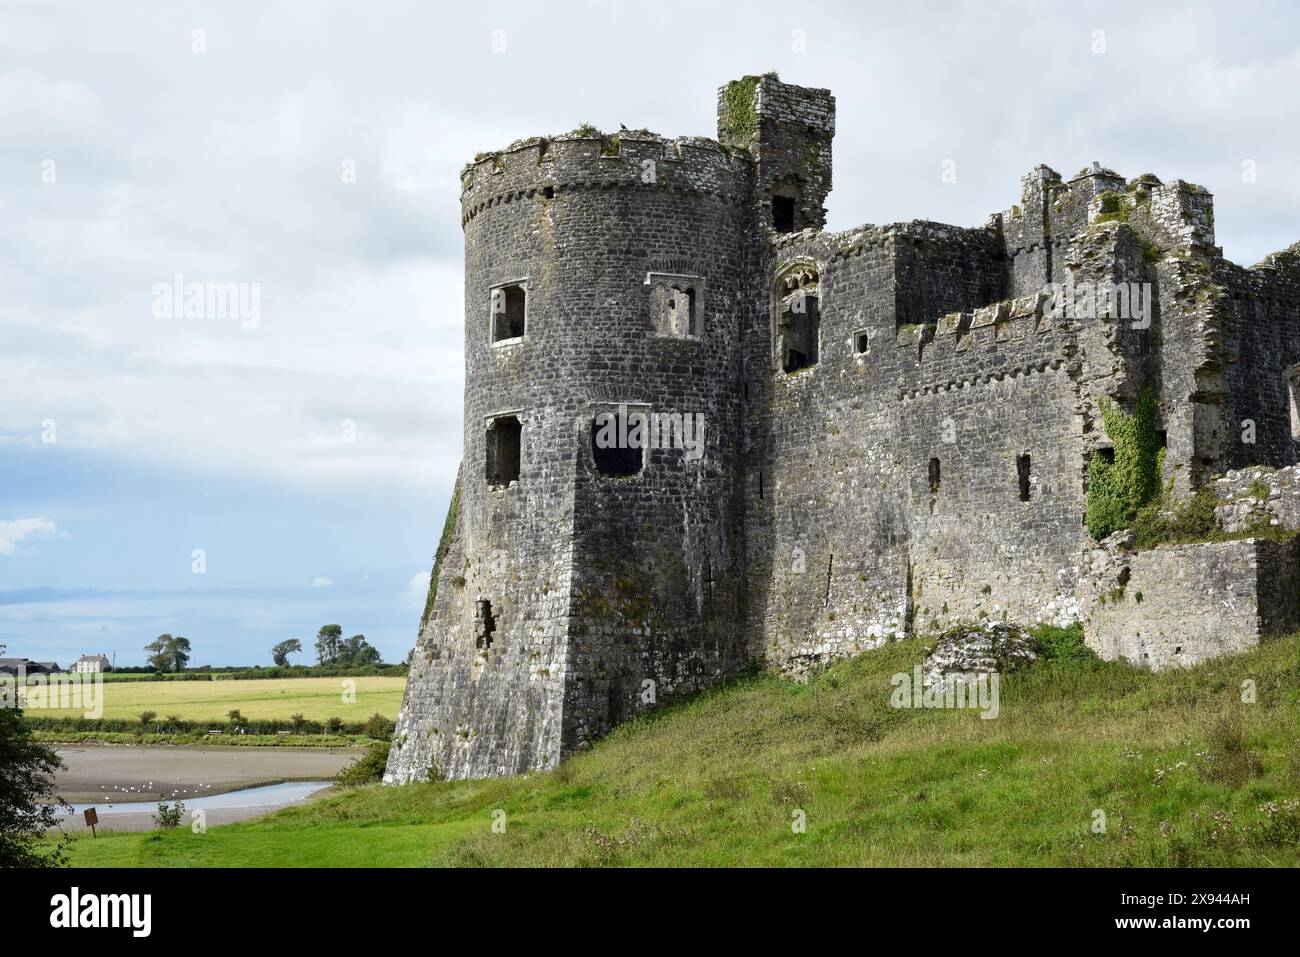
[717,73,835,233]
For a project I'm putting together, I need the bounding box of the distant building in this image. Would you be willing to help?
[73,654,110,674]
[0,657,61,676]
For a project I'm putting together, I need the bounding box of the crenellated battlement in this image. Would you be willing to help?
[459,131,752,224]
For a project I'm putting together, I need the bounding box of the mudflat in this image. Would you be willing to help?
[54,744,365,803]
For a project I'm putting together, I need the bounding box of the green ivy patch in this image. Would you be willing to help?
[1086,389,1163,541]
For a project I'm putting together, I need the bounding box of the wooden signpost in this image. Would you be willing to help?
[84,807,98,838]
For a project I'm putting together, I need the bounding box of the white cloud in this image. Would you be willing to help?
[0,0,1297,500]
[311,576,334,589]
[404,570,431,609]
[0,518,57,556]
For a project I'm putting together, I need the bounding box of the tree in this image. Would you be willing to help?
[336,634,381,667]
[0,642,67,867]
[315,624,343,665]
[168,636,192,672]
[144,634,193,673]
[271,638,303,667]
[139,711,157,726]
[144,634,174,672]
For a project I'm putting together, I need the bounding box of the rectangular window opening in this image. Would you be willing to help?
[646,274,704,339]
[475,599,496,650]
[779,297,819,373]
[772,195,795,233]
[1017,453,1031,501]
[928,457,941,494]
[491,284,526,342]
[591,411,644,477]
[1288,369,1300,441]
[486,415,522,487]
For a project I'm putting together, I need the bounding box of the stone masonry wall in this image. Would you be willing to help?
[390,76,1300,783]
[1083,536,1300,670]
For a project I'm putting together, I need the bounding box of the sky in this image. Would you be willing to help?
[2,0,1298,667]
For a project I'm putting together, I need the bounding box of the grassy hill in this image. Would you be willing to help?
[61,630,1300,867]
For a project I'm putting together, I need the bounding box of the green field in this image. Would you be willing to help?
[24,676,406,723]
[61,630,1300,867]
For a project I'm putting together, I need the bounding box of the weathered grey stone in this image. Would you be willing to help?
[1083,537,1300,670]
[386,75,1300,785]
[921,624,1037,694]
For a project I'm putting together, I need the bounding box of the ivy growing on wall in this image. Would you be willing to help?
[420,476,462,633]
[1085,389,1163,541]
[721,71,779,143]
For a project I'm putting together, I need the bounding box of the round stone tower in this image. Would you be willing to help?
[388,75,839,782]
[388,129,756,781]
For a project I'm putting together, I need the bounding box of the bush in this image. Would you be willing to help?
[139,710,157,726]
[23,713,394,741]
[1030,623,1096,662]
[153,800,185,829]
[336,743,391,787]
[362,712,396,741]
[1132,485,1221,548]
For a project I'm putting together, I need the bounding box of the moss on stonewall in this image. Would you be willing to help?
[1093,190,1132,225]
[421,477,462,633]
[722,75,763,142]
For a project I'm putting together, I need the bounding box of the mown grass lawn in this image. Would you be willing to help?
[25,676,405,723]
[61,633,1300,867]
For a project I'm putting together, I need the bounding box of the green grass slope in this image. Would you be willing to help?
[62,632,1300,867]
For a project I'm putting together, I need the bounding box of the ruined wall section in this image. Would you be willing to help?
[891,222,1007,328]
[749,219,1088,674]
[742,227,905,676]
[1215,464,1300,531]
[890,223,1086,630]
[996,163,1128,300]
[1209,244,1300,474]
[1082,536,1300,669]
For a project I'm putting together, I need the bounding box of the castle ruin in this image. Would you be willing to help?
[386,75,1300,783]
